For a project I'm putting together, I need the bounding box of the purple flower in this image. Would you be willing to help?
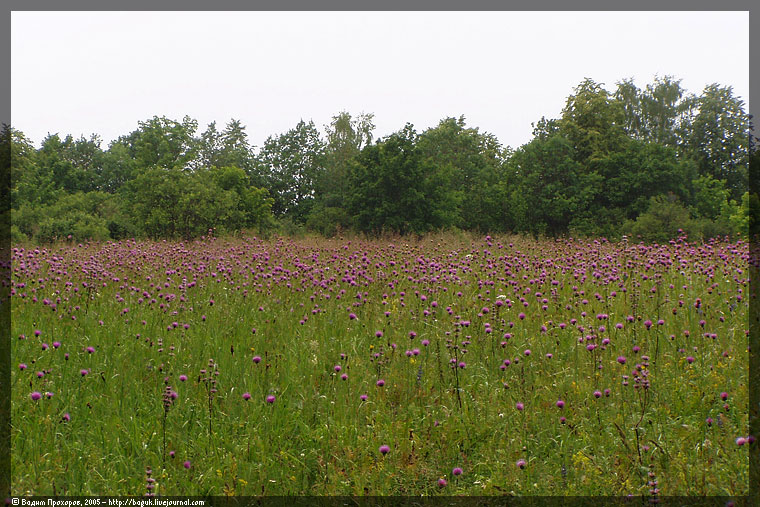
[30,391,42,401]
[375,331,383,338]
[516,402,524,411]
[183,461,191,469]
[360,394,368,401]
[62,413,70,422]
[266,395,276,404]
[437,478,447,488]
[349,313,357,320]
[53,341,61,348]
[334,365,342,372]
[686,356,695,364]
[593,390,602,399]
[458,361,466,369]
[452,467,463,476]
[179,375,188,382]
[556,400,565,409]
[41,343,49,350]
[252,356,262,364]
[379,445,390,455]
[720,392,728,401]
[524,349,531,356]
[341,374,348,381]
[736,437,746,446]
[422,339,430,346]
[242,392,251,401]
[376,379,385,387]
[80,369,89,376]
[18,363,27,370]
[516,459,526,469]
[617,356,627,365]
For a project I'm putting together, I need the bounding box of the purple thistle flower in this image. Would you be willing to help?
[556,400,565,408]
[375,330,383,338]
[686,356,695,364]
[179,375,188,382]
[379,445,390,455]
[422,339,430,346]
[18,363,27,370]
[334,365,342,372]
[62,413,70,422]
[53,341,61,348]
[183,461,191,469]
[516,459,526,469]
[30,391,42,401]
[341,374,348,381]
[376,379,385,387]
[242,392,251,401]
[736,437,746,446]
[452,467,463,476]
[594,390,602,398]
[360,394,368,401]
[438,478,447,488]
[41,343,49,350]
[80,369,89,376]
[617,356,627,365]
[266,395,276,404]
[252,356,262,364]
[516,402,524,411]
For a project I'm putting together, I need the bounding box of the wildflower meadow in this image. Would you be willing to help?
[10,232,751,497]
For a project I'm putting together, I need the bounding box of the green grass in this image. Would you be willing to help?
[10,233,750,496]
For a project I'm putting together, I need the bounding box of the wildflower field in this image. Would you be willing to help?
[10,233,752,497]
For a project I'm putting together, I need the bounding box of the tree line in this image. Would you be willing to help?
[6,75,754,244]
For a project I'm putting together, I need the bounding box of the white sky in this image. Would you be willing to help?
[11,11,750,150]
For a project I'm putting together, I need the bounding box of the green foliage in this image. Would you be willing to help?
[416,117,507,232]
[681,84,749,200]
[13,191,114,243]
[728,192,752,239]
[559,78,628,163]
[690,174,731,220]
[255,120,326,223]
[305,205,352,237]
[348,124,458,236]
[505,134,599,236]
[625,194,692,243]
[7,74,751,243]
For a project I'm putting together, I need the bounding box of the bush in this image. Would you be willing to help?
[305,206,352,237]
[626,194,692,243]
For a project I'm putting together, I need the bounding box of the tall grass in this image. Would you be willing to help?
[10,234,750,496]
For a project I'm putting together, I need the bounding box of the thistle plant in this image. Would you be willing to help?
[161,378,177,469]
[200,359,218,439]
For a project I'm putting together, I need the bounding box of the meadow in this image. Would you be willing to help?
[10,232,751,497]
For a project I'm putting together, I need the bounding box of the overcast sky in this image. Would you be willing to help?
[11,11,749,150]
